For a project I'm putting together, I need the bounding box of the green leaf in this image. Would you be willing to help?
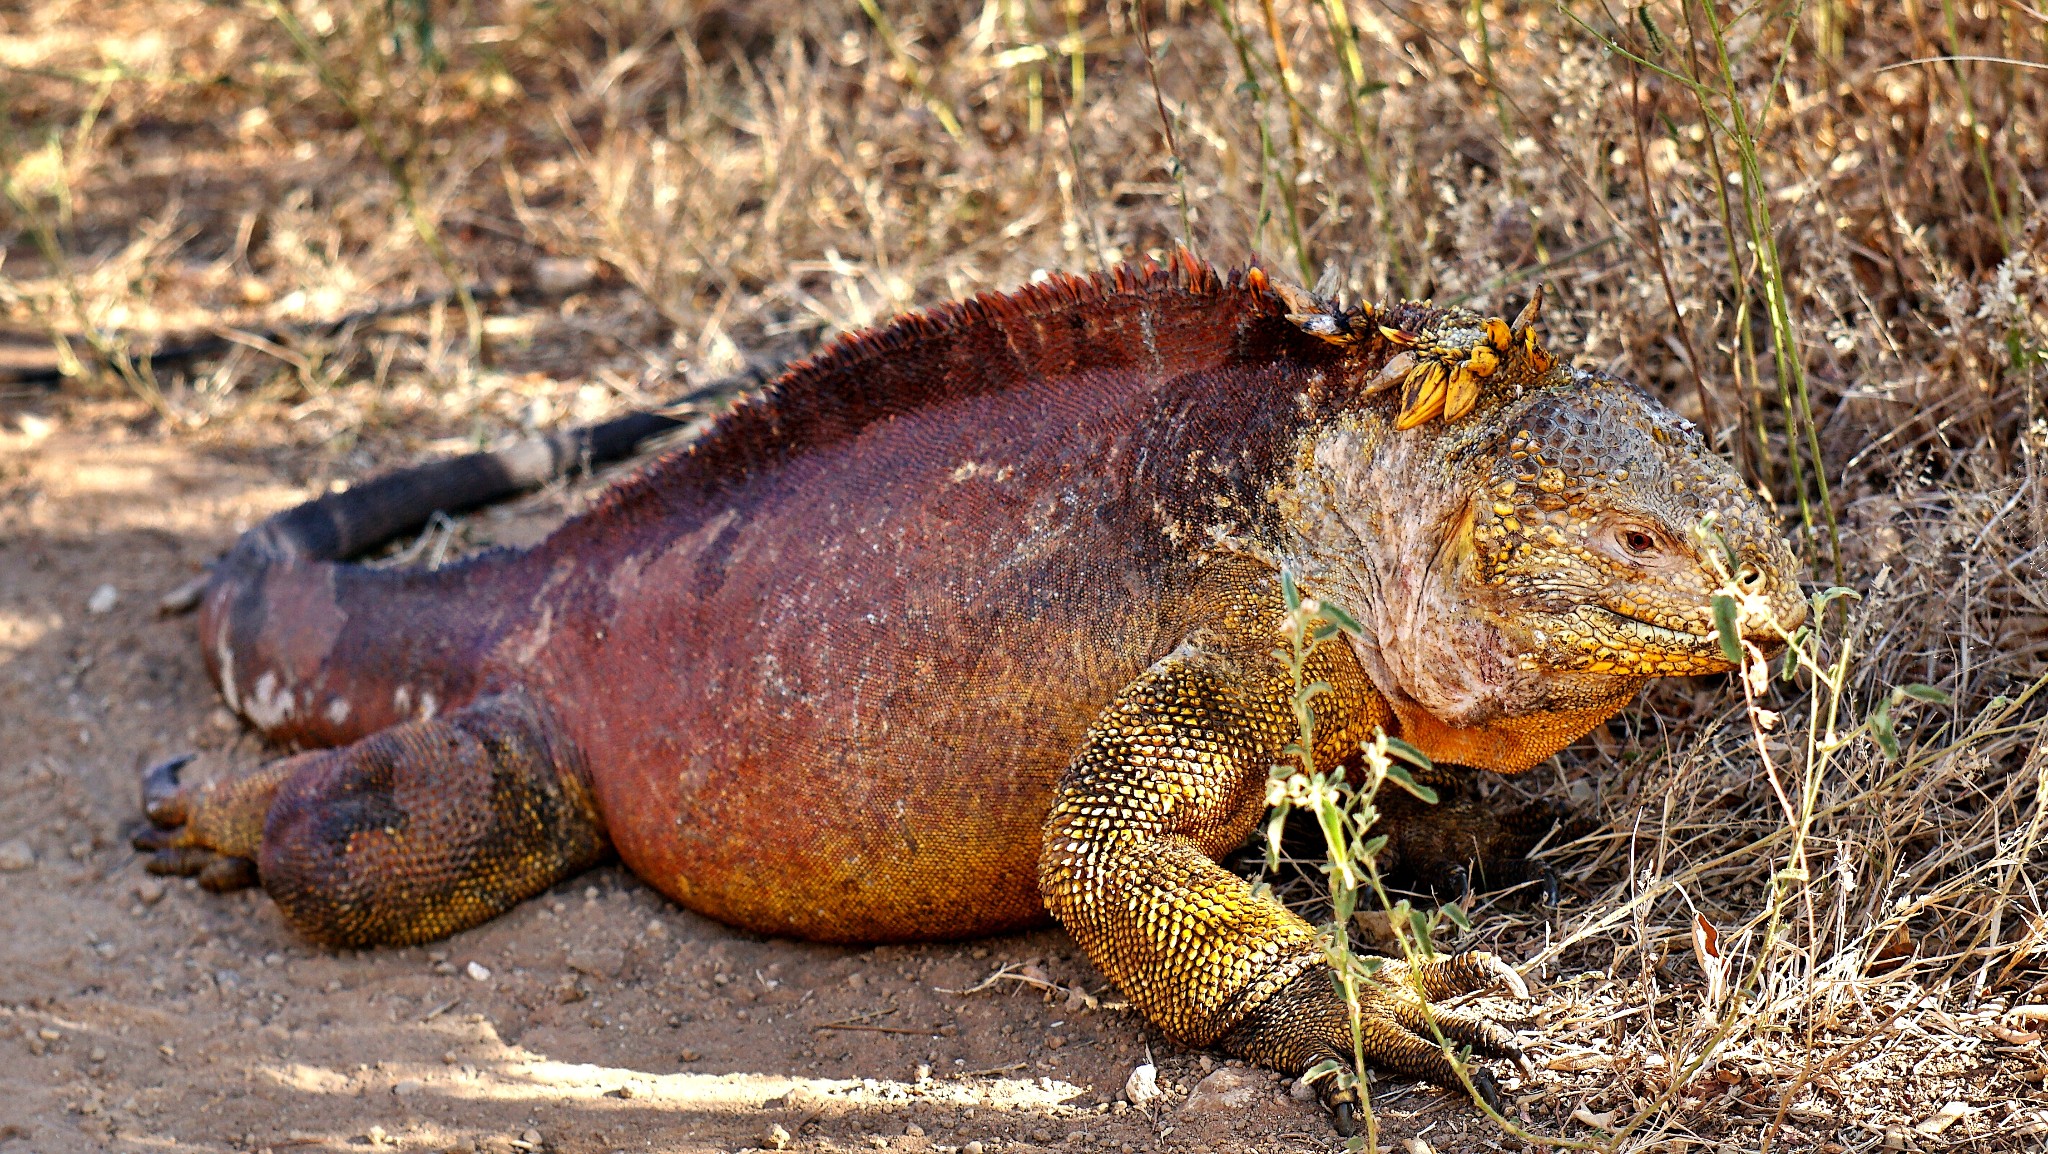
[1358,833,1389,860]
[1358,955,1384,976]
[1384,764,1440,805]
[1711,594,1742,664]
[1813,586,1861,611]
[1897,683,1951,705]
[1780,625,1810,681]
[1869,696,1898,761]
[1318,599,1364,636]
[1280,569,1301,612]
[1296,680,1335,705]
[1311,623,1344,642]
[1441,902,1473,931]
[1635,4,1667,54]
[1302,1058,1345,1084]
[1406,906,1437,957]
[1383,736,1433,770]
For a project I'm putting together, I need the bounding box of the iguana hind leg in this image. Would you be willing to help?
[133,689,608,947]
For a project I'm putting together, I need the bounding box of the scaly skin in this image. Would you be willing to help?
[134,253,1804,1125]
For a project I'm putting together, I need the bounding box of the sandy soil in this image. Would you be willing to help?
[0,408,1529,1154]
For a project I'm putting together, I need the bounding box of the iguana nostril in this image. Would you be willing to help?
[1736,564,1764,592]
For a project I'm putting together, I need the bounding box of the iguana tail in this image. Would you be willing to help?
[177,364,779,746]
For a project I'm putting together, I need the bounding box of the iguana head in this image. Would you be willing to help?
[1271,287,1806,772]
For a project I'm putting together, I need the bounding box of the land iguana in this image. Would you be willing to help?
[133,252,1804,1130]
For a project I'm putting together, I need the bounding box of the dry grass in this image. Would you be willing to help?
[3,1,2046,1149]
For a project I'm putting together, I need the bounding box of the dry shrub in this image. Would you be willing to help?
[3,0,2046,1146]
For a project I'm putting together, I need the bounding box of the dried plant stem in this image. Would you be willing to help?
[1208,0,1313,281]
[260,0,484,364]
[1698,0,1843,577]
[1626,54,1720,440]
[0,87,169,416]
[1938,0,2010,244]
[1311,0,1392,278]
[854,0,968,144]
[1133,0,1197,253]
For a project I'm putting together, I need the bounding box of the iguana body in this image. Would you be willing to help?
[138,254,1803,1124]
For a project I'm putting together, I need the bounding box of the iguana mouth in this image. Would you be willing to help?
[1598,609,1717,652]
[1599,607,1784,657]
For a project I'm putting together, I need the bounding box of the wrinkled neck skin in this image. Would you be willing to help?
[1257,409,1640,774]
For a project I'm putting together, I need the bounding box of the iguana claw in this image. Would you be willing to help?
[1475,952,1530,1000]
[1469,1067,1505,1115]
[1329,1091,1360,1137]
[142,754,195,825]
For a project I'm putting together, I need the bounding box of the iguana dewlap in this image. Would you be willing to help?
[137,254,1803,1125]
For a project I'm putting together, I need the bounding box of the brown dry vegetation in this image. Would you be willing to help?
[2,2,2047,1152]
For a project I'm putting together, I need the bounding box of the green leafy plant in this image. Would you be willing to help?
[1262,571,1485,1150]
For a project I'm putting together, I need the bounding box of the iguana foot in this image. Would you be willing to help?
[1221,950,1531,1129]
[130,753,282,892]
[131,691,609,947]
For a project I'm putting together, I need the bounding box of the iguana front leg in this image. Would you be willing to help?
[1038,625,1526,1129]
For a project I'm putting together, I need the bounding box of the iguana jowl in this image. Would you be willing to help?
[135,253,1804,1127]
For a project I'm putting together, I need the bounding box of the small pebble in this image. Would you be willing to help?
[89,1046,107,1062]
[963,1144,984,1154]
[467,961,492,981]
[532,256,598,296]
[846,972,866,989]
[0,839,35,872]
[87,584,118,614]
[522,1130,544,1146]
[394,1078,425,1096]
[678,1049,702,1063]
[1045,1034,1065,1050]
[762,1123,791,1150]
[905,1124,925,1137]
[1123,1063,1160,1107]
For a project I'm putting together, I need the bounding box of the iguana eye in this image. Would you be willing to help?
[1621,528,1657,555]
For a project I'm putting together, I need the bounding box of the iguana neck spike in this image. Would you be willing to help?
[1511,283,1545,338]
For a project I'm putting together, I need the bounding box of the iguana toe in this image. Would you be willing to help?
[129,753,277,893]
